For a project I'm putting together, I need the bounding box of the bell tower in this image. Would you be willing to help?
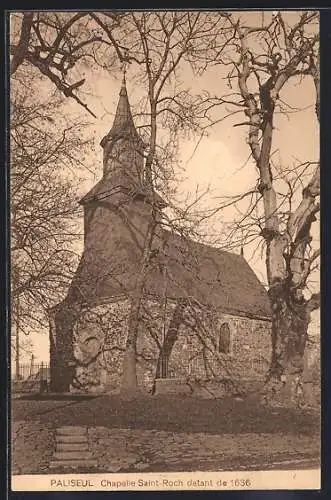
[100,75,145,192]
[50,76,167,393]
[79,76,167,212]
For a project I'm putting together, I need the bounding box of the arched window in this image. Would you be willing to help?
[219,322,231,354]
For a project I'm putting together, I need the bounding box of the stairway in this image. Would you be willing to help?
[49,426,98,471]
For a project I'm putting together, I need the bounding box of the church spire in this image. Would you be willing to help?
[100,75,142,149]
[99,76,145,189]
[80,75,168,209]
[112,75,135,134]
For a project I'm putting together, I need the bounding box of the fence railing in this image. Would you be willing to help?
[12,362,50,382]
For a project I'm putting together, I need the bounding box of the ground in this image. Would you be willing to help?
[11,394,320,474]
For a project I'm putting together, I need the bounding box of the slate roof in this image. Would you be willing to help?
[152,230,272,320]
[79,178,167,208]
[67,225,271,321]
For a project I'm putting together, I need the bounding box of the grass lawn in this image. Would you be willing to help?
[11,393,320,474]
[12,393,320,435]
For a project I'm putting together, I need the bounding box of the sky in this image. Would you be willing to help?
[11,11,320,363]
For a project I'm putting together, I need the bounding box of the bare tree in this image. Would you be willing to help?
[11,66,92,340]
[101,12,229,394]
[193,11,320,401]
[9,11,126,116]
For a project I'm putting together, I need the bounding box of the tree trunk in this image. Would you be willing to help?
[121,344,138,394]
[119,75,158,396]
[265,284,309,406]
[120,283,144,395]
[155,300,186,380]
[120,221,157,395]
[49,304,77,393]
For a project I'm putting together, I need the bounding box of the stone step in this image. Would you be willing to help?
[56,443,89,452]
[56,426,87,436]
[56,434,88,444]
[49,459,98,470]
[53,451,94,461]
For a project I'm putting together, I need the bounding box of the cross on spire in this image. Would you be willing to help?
[121,49,129,81]
[100,67,142,149]
[121,59,127,82]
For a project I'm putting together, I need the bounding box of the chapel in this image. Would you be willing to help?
[49,78,272,394]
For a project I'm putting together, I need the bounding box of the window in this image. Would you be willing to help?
[219,323,231,354]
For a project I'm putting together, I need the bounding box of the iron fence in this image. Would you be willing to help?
[12,362,50,382]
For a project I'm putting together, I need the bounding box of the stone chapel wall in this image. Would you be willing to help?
[71,298,272,394]
[168,313,271,390]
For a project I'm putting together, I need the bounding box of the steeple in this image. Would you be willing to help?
[99,76,145,189]
[100,76,144,153]
[111,75,136,136]
[80,76,167,210]
[96,75,144,193]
